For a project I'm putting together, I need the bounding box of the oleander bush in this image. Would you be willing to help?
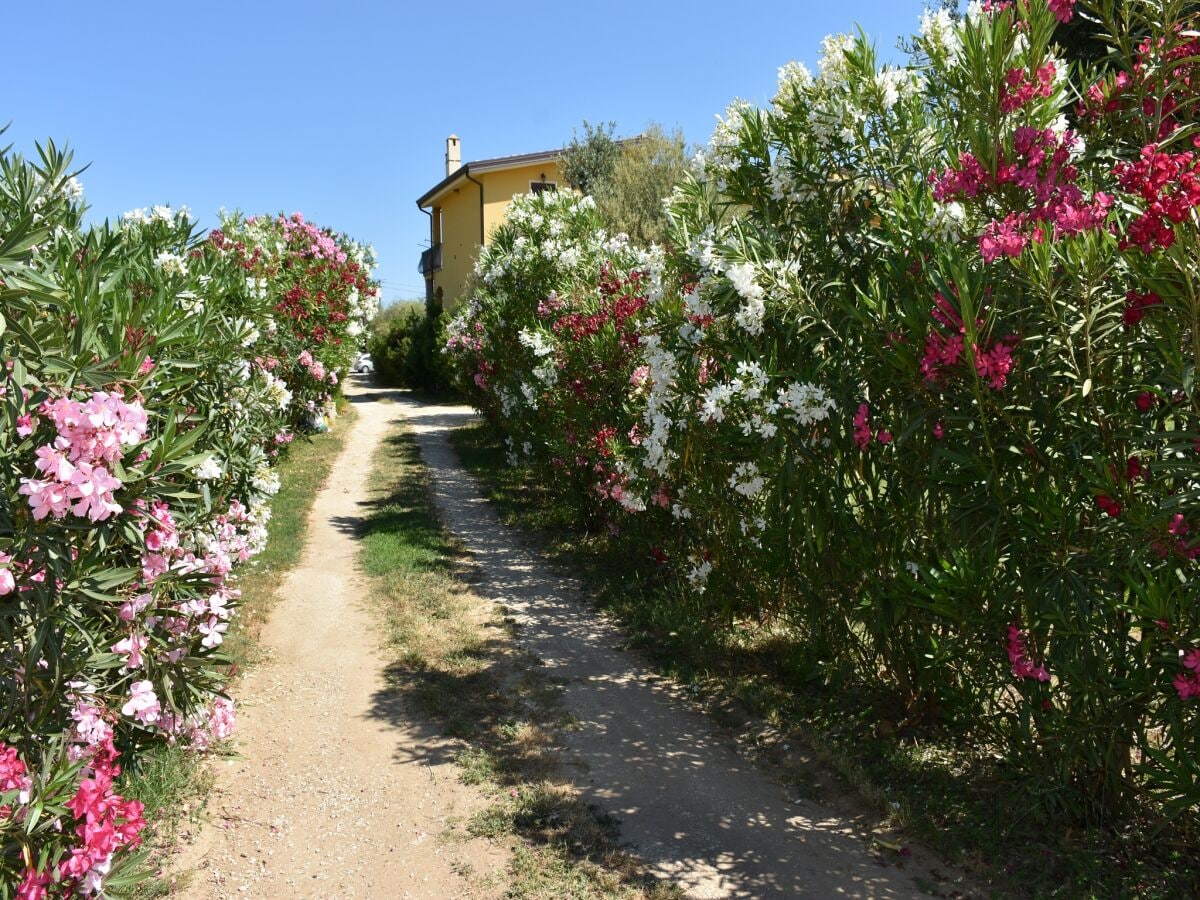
[447,0,1200,834]
[0,135,377,895]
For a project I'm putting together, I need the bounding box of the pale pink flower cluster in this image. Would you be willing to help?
[120,680,161,726]
[133,498,244,665]
[0,551,14,595]
[17,392,148,522]
[158,696,237,751]
[67,683,114,760]
[282,213,348,263]
[297,349,331,382]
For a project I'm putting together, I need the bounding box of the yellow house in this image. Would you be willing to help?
[417,135,563,309]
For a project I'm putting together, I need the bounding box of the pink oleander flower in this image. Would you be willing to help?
[111,635,148,669]
[16,414,34,436]
[1174,670,1200,700]
[138,356,155,375]
[18,477,72,520]
[980,216,1028,263]
[1048,0,1076,23]
[69,697,113,756]
[15,867,50,900]
[1007,624,1051,682]
[1123,290,1162,327]
[198,618,228,649]
[0,743,33,805]
[209,696,236,741]
[34,444,75,481]
[853,404,872,451]
[68,462,124,522]
[59,737,147,890]
[0,552,14,595]
[121,680,160,725]
[975,339,1017,390]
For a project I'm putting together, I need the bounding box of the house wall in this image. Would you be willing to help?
[426,157,566,310]
[432,179,482,309]
[481,160,564,239]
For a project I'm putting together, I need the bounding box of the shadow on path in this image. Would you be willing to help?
[361,389,942,899]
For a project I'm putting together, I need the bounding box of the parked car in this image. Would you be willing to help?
[351,352,374,374]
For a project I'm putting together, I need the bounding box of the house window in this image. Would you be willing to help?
[530,181,557,194]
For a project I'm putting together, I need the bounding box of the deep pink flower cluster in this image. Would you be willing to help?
[1175,649,1200,700]
[550,266,648,347]
[933,129,1112,263]
[0,743,33,815]
[1000,63,1056,114]
[1123,289,1162,327]
[1155,513,1200,562]
[6,739,145,898]
[1080,29,1200,139]
[1093,455,1150,520]
[981,0,1075,23]
[1046,0,1075,22]
[920,292,1019,391]
[58,739,146,895]
[1079,70,1134,121]
[1113,144,1200,253]
[17,392,148,523]
[1007,625,1051,681]
[852,403,891,449]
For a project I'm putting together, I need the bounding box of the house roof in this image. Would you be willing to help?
[416,147,562,209]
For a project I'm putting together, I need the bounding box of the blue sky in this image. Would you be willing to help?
[6,0,928,304]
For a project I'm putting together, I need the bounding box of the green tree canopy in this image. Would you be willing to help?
[559,121,690,246]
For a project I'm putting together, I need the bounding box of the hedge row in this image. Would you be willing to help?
[446,0,1200,830]
[0,136,377,895]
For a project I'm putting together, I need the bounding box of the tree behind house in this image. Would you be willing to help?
[558,120,620,198]
[559,120,689,246]
[596,124,688,246]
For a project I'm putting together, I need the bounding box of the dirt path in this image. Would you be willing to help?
[398,396,954,900]
[176,382,504,899]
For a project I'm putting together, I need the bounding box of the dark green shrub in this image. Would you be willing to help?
[369,304,456,393]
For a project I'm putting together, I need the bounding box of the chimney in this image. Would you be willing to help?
[445,134,461,176]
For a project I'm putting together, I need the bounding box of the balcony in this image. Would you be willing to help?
[419,243,442,276]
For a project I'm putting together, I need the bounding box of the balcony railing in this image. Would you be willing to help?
[419,243,442,276]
